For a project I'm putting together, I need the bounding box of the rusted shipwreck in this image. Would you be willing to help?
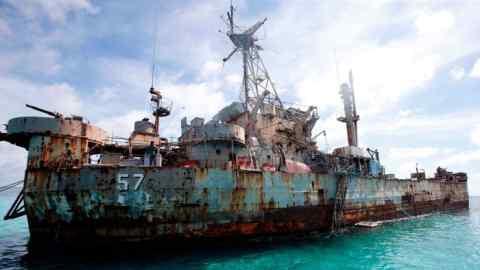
[1,6,468,245]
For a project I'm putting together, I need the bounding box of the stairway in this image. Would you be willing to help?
[331,175,348,233]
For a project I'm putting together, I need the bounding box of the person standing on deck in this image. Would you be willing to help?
[145,141,157,166]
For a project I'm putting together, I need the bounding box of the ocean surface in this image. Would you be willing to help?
[1,188,479,270]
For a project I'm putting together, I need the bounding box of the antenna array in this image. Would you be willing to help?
[222,4,283,114]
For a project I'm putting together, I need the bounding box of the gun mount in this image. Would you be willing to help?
[25,104,63,119]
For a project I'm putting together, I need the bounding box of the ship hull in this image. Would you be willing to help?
[24,166,469,244]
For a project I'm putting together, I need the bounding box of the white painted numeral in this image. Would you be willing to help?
[116,173,144,191]
[117,173,129,191]
[133,173,144,190]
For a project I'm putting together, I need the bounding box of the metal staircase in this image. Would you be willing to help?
[331,175,348,233]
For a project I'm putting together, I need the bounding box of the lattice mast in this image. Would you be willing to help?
[222,4,283,121]
[337,70,359,146]
[148,14,171,137]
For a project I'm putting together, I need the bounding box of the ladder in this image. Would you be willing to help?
[331,175,348,233]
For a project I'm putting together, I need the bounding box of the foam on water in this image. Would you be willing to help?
[1,189,479,270]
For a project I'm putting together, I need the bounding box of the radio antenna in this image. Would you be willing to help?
[151,7,160,88]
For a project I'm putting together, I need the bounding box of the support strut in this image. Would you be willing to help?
[4,189,25,220]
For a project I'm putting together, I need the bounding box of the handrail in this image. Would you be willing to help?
[0,180,23,193]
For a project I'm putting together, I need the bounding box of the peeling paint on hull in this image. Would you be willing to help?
[24,166,469,244]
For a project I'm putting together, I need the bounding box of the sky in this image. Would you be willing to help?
[0,0,479,194]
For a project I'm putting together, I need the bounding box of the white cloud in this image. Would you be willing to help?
[200,61,223,79]
[225,74,241,85]
[97,58,151,90]
[92,80,228,140]
[0,76,82,124]
[415,10,455,36]
[352,108,480,179]
[382,147,450,178]
[7,0,98,23]
[366,110,479,138]
[157,81,228,138]
[396,161,417,179]
[312,111,347,149]
[470,59,480,78]
[449,66,465,80]
[90,58,230,140]
[399,109,414,117]
[261,3,474,119]
[0,45,62,76]
[152,1,230,71]
[96,110,146,138]
[472,126,480,146]
[439,149,480,167]
[381,146,475,179]
[296,71,340,110]
[91,55,230,139]
[388,147,440,160]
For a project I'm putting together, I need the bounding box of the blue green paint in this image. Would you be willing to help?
[1,190,479,270]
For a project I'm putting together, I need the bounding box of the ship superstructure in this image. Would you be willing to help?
[0,5,468,245]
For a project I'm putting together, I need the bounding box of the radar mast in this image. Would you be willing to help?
[222,4,283,115]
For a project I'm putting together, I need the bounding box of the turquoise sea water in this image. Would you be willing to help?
[1,189,479,270]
